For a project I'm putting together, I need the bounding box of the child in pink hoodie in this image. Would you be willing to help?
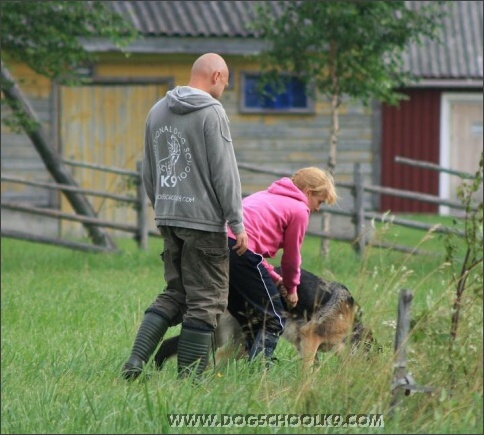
[226,167,337,364]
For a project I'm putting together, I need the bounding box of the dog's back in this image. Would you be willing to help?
[284,267,354,321]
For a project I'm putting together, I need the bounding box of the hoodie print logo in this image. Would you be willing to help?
[155,129,192,188]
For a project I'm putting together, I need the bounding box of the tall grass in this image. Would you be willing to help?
[1,219,482,434]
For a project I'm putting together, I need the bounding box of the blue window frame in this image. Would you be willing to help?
[240,73,313,114]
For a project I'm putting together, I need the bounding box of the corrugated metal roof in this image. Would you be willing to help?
[108,0,483,81]
[403,1,483,80]
[109,1,282,38]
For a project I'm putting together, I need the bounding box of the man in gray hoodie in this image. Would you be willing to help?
[122,53,248,380]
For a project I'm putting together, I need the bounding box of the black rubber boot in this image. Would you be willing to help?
[177,326,213,379]
[154,335,180,370]
[248,330,279,367]
[121,312,169,380]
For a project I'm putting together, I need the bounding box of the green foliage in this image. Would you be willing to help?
[1,227,482,434]
[1,1,138,84]
[442,153,483,377]
[0,94,39,133]
[443,153,484,276]
[251,0,448,106]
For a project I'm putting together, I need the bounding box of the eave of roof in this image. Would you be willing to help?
[82,36,268,56]
[408,78,483,89]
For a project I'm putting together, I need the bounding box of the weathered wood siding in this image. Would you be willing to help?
[223,58,374,212]
[1,63,55,206]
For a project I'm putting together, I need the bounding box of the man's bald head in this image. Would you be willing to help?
[188,53,230,100]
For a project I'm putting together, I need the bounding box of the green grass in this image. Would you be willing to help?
[1,217,482,434]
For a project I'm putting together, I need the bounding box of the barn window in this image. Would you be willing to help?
[240,73,313,114]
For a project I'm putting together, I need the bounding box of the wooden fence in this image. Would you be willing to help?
[1,156,477,255]
[238,159,473,256]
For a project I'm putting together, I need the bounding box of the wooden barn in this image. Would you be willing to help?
[1,1,482,239]
[380,1,483,213]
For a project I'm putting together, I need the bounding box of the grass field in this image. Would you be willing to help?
[1,216,482,434]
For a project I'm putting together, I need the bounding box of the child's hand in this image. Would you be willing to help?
[276,279,287,297]
[285,292,298,309]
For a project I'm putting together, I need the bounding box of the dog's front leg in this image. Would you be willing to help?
[299,323,322,371]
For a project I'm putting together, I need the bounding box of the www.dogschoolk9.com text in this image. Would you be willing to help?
[167,413,384,428]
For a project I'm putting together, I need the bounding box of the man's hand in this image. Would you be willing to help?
[232,230,248,255]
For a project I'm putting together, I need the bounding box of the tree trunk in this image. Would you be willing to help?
[327,93,339,176]
[1,62,117,250]
[320,42,340,256]
[321,93,339,256]
[320,42,341,257]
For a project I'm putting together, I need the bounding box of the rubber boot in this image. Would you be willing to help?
[154,335,180,370]
[248,330,279,368]
[121,312,169,380]
[177,326,213,379]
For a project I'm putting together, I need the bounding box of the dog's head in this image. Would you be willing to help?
[349,307,381,354]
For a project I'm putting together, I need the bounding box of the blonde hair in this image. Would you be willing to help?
[291,167,337,205]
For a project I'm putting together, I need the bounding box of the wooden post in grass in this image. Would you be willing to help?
[389,289,433,415]
[390,288,413,413]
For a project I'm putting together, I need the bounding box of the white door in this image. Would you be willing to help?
[440,93,483,215]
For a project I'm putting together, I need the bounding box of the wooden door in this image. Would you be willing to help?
[59,83,168,237]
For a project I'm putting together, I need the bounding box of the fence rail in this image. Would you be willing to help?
[1,156,478,255]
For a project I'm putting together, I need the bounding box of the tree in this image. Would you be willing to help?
[1,1,137,86]
[1,1,138,249]
[250,0,448,253]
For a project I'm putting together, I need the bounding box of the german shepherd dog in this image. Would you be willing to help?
[154,267,374,370]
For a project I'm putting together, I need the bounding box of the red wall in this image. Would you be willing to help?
[380,89,440,213]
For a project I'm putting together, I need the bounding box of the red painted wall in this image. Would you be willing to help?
[380,89,440,213]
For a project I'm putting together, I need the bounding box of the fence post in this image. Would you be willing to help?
[389,288,433,416]
[352,162,365,255]
[389,289,413,414]
[136,161,148,250]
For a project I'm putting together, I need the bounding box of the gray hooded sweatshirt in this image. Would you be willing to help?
[142,86,245,235]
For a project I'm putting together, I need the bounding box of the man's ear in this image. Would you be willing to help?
[212,71,220,84]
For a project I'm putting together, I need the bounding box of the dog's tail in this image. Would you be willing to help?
[154,336,180,369]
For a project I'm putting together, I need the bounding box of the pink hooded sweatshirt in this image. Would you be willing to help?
[227,177,310,295]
